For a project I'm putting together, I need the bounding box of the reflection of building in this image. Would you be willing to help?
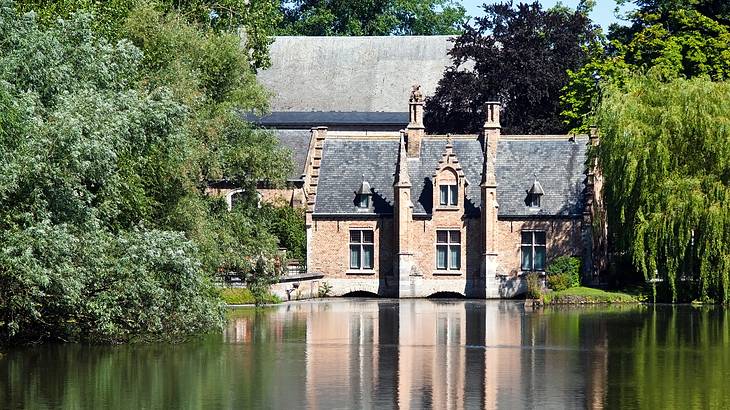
[224,300,612,408]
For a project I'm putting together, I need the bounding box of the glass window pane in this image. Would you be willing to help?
[535,231,546,245]
[449,245,460,270]
[449,185,458,205]
[437,231,448,243]
[449,230,460,244]
[436,245,447,269]
[350,245,361,269]
[521,232,533,245]
[521,245,533,270]
[350,230,360,243]
[358,195,369,208]
[362,230,374,243]
[363,245,374,269]
[439,185,448,205]
[534,247,546,271]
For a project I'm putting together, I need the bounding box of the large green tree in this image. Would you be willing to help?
[561,0,730,131]
[596,75,730,303]
[424,1,600,135]
[0,2,295,343]
[278,0,467,35]
[16,0,281,69]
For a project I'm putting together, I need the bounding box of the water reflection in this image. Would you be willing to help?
[3,301,730,409]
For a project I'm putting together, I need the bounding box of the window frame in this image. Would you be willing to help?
[528,193,541,208]
[357,194,370,209]
[349,229,375,271]
[436,229,461,271]
[439,184,458,206]
[521,230,547,272]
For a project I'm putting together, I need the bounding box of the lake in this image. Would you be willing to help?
[2,299,730,409]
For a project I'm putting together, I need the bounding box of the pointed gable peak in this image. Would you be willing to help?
[528,174,545,195]
[394,133,411,187]
[434,134,465,179]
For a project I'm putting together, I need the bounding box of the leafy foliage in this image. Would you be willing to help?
[596,75,730,303]
[526,272,543,299]
[546,256,582,291]
[561,0,730,132]
[16,0,281,69]
[278,0,467,35]
[424,1,599,134]
[0,2,294,343]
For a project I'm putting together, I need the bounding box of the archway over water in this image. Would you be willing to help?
[342,290,380,298]
[426,291,466,299]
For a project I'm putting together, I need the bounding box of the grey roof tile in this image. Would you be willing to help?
[314,136,588,217]
[271,129,312,180]
[496,137,588,217]
[258,36,453,112]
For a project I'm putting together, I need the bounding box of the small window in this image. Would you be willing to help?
[350,230,374,270]
[521,231,546,271]
[439,184,458,206]
[528,193,541,208]
[357,194,370,209]
[436,230,461,270]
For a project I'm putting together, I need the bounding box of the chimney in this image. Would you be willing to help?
[481,102,501,188]
[407,84,425,158]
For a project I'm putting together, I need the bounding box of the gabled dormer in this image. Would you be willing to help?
[355,174,372,211]
[433,135,468,212]
[526,174,544,208]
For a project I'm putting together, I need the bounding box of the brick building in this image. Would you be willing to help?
[304,89,599,298]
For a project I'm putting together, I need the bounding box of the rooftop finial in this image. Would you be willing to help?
[409,84,424,103]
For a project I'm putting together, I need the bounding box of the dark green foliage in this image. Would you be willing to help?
[547,256,581,291]
[255,203,306,262]
[597,75,730,303]
[425,1,599,134]
[278,0,467,36]
[561,0,730,132]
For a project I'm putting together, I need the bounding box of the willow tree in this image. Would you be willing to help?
[597,75,730,302]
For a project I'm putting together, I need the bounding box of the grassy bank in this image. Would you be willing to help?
[220,288,282,305]
[543,286,640,304]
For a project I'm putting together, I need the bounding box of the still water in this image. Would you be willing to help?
[2,299,730,409]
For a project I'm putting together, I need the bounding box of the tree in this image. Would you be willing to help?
[424,1,600,135]
[561,0,730,132]
[16,0,281,69]
[596,75,730,303]
[278,0,467,36]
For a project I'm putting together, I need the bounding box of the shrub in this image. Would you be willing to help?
[546,256,581,290]
[526,272,542,299]
[547,273,572,292]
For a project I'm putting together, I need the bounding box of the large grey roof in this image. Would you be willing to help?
[258,36,453,112]
[496,137,588,217]
[315,136,588,217]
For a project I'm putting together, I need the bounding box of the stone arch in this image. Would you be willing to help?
[342,290,380,298]
[426,291,466,299]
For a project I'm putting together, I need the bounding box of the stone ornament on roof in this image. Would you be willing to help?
[409,84,424,103]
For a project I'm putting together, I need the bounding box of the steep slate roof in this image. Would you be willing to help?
[245,111,408,127]
[315,135,589,218]
[258,36,453,112]
[271,129,312,180]
[495,137,588,217]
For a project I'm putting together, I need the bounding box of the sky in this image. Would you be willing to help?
[460,0,633,29]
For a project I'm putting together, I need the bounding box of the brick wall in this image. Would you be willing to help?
[495,218,583,276]
[309,217,394,278]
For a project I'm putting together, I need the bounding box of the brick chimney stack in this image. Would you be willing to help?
[406,84,425,158]
[481,101,501,295]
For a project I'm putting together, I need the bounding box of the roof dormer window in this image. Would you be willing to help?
[356,174,372,210]
[527,175,544,208]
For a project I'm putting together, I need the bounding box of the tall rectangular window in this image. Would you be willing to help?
[350,230,374,270]
[439,185,458,206]
[436,230,461,270]
[521,231,546,271]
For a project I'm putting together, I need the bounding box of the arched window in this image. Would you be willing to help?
[437,168,458,207]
